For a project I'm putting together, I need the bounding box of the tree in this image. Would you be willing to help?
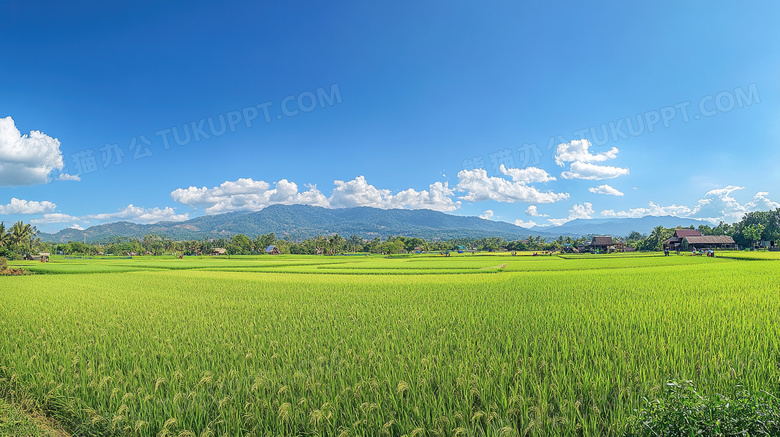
[0,223,9,248]
[231,234,253,254]
[743,224,765,248]
[10,221,33,252]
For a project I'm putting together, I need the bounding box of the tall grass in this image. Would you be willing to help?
[1,255,778,436]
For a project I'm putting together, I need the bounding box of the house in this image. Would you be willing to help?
[39,252,50,262]
[212,248,227,255]
[588,236,615,253]
[663,229,702,250]
[681,235,736,250]
[265,245,280,255]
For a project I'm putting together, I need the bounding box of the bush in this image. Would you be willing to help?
[625,381,780,436]
[0,257,5,271]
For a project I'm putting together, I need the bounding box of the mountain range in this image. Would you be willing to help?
[531,216,710,238]
[37,205,710,243]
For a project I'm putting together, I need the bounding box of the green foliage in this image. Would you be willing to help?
[743,223,766,246]
[625,381,780,436]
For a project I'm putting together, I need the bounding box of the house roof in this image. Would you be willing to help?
[683,235,735,245]
[591,236,614,246]
[213,248,226,253]
[265,245,278,252]
[674,229,702,238]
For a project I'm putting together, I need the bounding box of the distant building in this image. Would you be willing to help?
[587,236,618,253]
[664,229,702,250]
[212,248,227,255]
[265,245,280,255]
[682,235,736,250]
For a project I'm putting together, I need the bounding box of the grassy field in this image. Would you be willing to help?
[1,252,779,436]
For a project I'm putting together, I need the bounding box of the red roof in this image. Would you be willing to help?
[674,229,701,238]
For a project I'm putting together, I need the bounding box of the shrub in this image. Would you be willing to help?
[625,381,780,436]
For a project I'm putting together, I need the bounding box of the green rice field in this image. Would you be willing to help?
[2,252,779,436]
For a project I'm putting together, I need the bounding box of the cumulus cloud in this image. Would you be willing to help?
[601,202,692,219]
[555,139,629,181]
[84,204,189,223]
[57,173,81,181]
[172,176,460,213]
[0,116,64,186]
[171,178,329,214]
[480,210,494,220]
[329,177,460,211]
[561,161,629,180]
[525,205,548,217]
[589,184,624,196]
[31,213,80,226]
[456,166,568,204]
[514,219,538,228]
[69,223,84,230]
[0,198,57,214]
[600,186,780,223]
[548,202,594,226]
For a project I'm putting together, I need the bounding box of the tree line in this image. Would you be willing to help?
[2,208,777,258]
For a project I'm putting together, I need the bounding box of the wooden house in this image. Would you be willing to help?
[663,229,702,250]
[681,235,736,250]
[212,248,227,256]
[588,236,615,253]
[265,245,280,255]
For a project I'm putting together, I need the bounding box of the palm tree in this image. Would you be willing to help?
[0,222,9,247]
[10,221,30,246]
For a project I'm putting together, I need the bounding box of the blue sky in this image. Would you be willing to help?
[2,2,779,233]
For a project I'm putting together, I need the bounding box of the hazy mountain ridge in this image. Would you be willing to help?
[531,216,711,237]
[38,205,556,243]
[38,205,710,243]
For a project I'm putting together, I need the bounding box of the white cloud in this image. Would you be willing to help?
[514,219,538,228]
[0,198,57,214]
[0,116,64,186]
[391,181,460,211]
[69,223,84,230]
[499,165,556,184]
[589,184,624,196]
[561,161,630,180]
[31,213,80,225]
[329,177,460,212]
[548,202,594,226]
[171,178,329,214]
[480,210,494,220]
[57,173,81,181]
[456,167,568,204]
[525,205,548,217]
[554,139,629,181]
[600,187,780,223]
[172,177,460,213]
[84,204,189,223]
[555,139,618,166]
[601,202,692,219]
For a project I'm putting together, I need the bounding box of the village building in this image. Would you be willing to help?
[265,245,280,255]
[212,248,227,255]
[582,236,623,253]
[663,229,702,250]
[681,235,736,250]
